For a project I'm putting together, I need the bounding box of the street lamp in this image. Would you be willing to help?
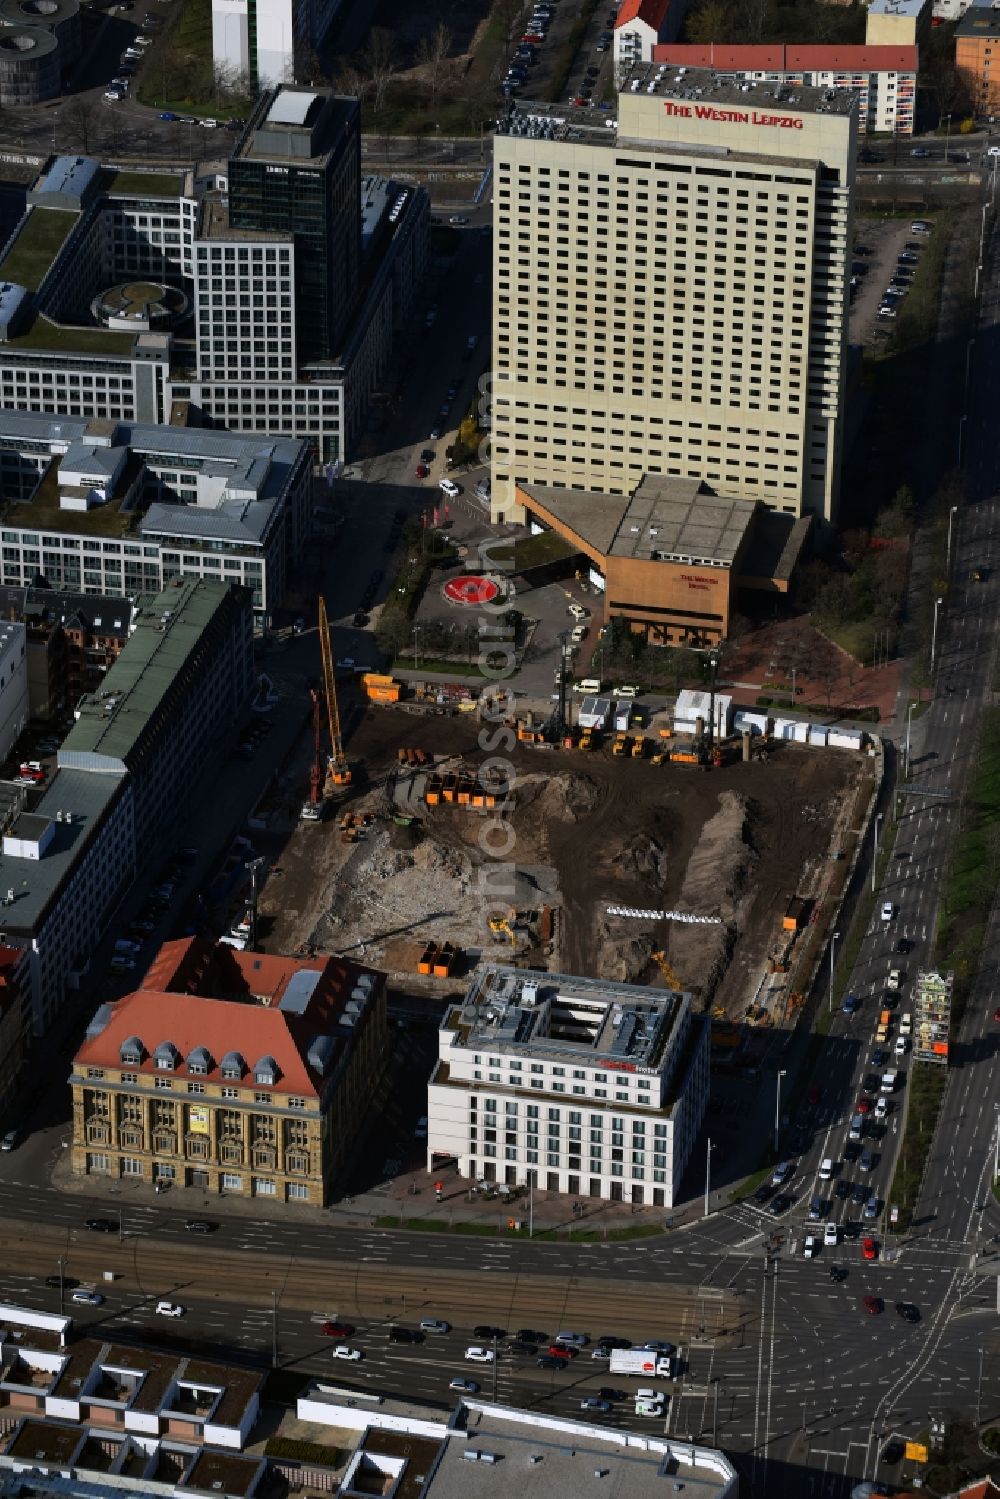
[904,700,916,780]
[947,504,958,573]
[828,930,840,1012]
[412,624,421,671]
[270,1290,278,1369]
[958,413,967,468]
[943,112,952,162]
[871,812,883,894]
[56,1256,66,1317]
[704,1137,714,1219]
[931,596,944,672]
[774,1070,786,1155]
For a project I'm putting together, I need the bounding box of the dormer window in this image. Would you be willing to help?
[254,1055,279,1087]
[187,1045,212,1076]
[220,1050,245,1081]
[120,1036,144,1066]
[153,1040,179,1071]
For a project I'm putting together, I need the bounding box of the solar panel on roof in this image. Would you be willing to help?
[266,91,319,126]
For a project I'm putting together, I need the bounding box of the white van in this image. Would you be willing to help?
[818,1157,834,1181]
[574,677,601,694]
[895,1035,908,1057]
[880,1070,898,1093]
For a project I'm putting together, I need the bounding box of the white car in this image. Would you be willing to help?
[823,1222,838,1247]
[199,117,219,128]
[988,147,1000,157]
[895,1035,908,1057]
[104,89,124,101]
[636,1387,663,1403]
[450,1377,479,1392]
[875,1096,889,1118]
[331,1345,363,1361]
[567,602,589,621]
[803,1234,818,1258]
[636,1399,664,1416]
[880,902,894,922]
[438,478,460,499]
[571,624,588,644]
[155,1300,184,1318]
[465,1346,495,1363]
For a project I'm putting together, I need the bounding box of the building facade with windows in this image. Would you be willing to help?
[0,104,428,465]
[955,8,1000,116]
[490,66,856,529]
[0,578,251,1046]
[652,45,918,135]
[0,410,312,620]
[0,585,135,718]
[70,938,387,1205]
[613,0,687,69]
[426,965,709,1207]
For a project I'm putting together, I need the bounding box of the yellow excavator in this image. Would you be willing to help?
[489,907,518,948]
[651,950,683,989]
[319,596,352,798]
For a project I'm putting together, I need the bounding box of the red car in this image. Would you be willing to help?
[520,33,543,43]
[415,463,429,478]
[856,1094,874,1116]
[862,1237,878,1261]
[994,1007,1000,1022]
[807,1084,822,1106]
[863,1295,883,1315]
[546,1344,574,1359]
[321,1321,354,1338]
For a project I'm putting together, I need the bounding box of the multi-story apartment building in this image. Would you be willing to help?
[956,7,1000,115]
[865,0,932,46]
[213,0,346,90]
[490,65,856,528]
[0,410,312,620]
[0,578,251,1043]
[426,965,709,1207]
[70,937,386,1205]
[0,97,429,464]
[0,585,135,718]
[0,621,27,761]
[613,0,687,69]
[653,45,917,135]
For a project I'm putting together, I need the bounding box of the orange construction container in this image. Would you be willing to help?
[417,942,437,975]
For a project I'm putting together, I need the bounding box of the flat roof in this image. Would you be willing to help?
[0,766,121,936]
[653,42,919,69]
[0,207,77,293]
[612,476,756,566]
[199,193,288,243]
[59,578,237,772]
[6,1421,81,1466]
[267,88,321,126]
[427,1412,736,1499]
[455,964,683,1071]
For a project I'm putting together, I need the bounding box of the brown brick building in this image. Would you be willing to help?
[70,938,386,1206]
[0,586,132,720]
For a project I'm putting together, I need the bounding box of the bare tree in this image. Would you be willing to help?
[684,0,731,45]
[335,61,369,103]
[64,98,100,153]
[294,42,327,86]
[363,27,398,117]
[417,20,452,105]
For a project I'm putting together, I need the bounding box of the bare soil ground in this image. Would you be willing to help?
[257,702,864,1015]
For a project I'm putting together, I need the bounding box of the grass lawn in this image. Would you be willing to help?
[104,169,185,197]
[9,315,133,355]
[513,529,578,568]
[937,707,1000,979]
[0,208,76,292]
[392,657,482,676]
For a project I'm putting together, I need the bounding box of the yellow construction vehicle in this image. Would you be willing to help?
[632,733,646,758]
[579,729,593,751]
[612,733,628,756]
[489,906,519,948]
[651,950,683,989]
[318,596,352,798]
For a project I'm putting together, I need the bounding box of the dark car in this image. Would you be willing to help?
[769,1193,793,1215]
[388,1327,422,1343]
[871,1048,889,1067]
[844,1142,861,1164]
[352,611,369,628]
[506,1340,537,1356]
[835,1180,851,1200]
[881,1438,905,1464]
[516,1328,547,1343]
[84,1218,117,1232]
[473,1325,506,1340]
[537,1355,569,1370]
[895,1301,920,1322]
[45,1274,79,1289]
[183,1220,217,1234]
[753,1181,775,1204]
[863,1295,883,1315]
[896,938,911,954]
[597,1335,631,1349]
[851,1182,867,1205]
[322,1321,355,1338]
[599,1387,627,1402]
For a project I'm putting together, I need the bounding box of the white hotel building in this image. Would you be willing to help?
[426,965,709,1207]
[491,64,856,527]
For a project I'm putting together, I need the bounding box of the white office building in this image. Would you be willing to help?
[0,410,311,620]
[490,64,856,527]
[426,964,709,1208]
[212,0,345,90]
[0,94,428,466]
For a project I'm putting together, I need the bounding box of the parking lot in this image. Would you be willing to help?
[501,0,619,112]
[849,213,931,349]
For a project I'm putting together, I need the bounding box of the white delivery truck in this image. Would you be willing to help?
[610,1349,675,1379]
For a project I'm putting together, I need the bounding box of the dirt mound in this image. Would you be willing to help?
[515,771,604,824]
[412,838,474,888]
[612,835,667,884]
[591,918,656,984]
[668,792,758,1003]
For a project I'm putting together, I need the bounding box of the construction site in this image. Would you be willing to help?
[249,628,876,1039]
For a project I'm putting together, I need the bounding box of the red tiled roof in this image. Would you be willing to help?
[616,0,673,33]
[651,42,918,70]
[74,938,381,1096]
[953,1482,1000,1499]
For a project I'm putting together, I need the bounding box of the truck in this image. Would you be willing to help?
[609,1348,675,1379]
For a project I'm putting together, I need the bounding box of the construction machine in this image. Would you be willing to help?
[489,913,517,948]
[651,950,683,989]
[318,596,352,799]
[300,687,325,820]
